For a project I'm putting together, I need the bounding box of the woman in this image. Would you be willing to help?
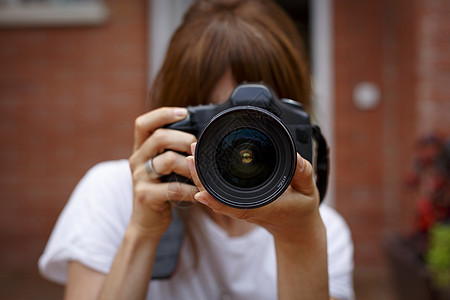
[39,0,354,299]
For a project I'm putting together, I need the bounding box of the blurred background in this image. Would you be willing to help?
[0,0,449,299]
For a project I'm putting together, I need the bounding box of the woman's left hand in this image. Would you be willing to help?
[188,142,329,299]
[186,142,322,243]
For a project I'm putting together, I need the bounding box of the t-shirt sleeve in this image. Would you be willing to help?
[320,204,355,300]
[38,160,133,284]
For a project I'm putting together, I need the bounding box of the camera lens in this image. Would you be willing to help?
[195,106,296,209]
[216,128,276,188]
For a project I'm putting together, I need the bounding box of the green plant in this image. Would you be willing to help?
[426,223,450,288]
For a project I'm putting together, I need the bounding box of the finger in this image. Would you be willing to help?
[191,142,196,156]
[186,154,205,191]
[134,181,198,209]
[166,181,199,202]
[186,155,215,205]
[138,128,197,162]
[186,144,227,209]
[133,107,188,151]
[290,153,316,196]
[193,190,251,220]
[143,157,162,181]
[151,151,193,178]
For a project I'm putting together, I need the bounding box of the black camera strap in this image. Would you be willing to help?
[151,208,185,279]
[312,125,329,203]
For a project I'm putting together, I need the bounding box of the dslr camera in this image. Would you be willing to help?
[164,83,329,209]
[152,83,330,279]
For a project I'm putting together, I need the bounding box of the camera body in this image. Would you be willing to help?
[165,83,324,209]
[167,83,313,163]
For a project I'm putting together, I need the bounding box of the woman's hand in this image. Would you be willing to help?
[128,107,199,240]
[186,142,322,243]
[90,107,200,300]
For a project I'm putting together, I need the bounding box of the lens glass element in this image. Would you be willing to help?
[215,128,276,188]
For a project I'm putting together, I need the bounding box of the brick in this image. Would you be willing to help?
[0,0,147,286]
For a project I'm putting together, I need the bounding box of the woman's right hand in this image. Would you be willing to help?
[128,107,199,240]
[67,107,199,300]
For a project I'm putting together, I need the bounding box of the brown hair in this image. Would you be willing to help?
[149,0,312,112]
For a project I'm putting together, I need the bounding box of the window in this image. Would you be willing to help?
[0,0,109,27]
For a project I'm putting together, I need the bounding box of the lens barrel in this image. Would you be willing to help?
[195,106,296,209]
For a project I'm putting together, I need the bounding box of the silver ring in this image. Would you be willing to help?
[145,157,162,177]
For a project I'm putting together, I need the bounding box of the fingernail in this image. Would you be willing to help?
[194,192,207,205]
[186,156,195,171]
[191,142,197,156]
[297,153,305,172]
[173,108,188,118]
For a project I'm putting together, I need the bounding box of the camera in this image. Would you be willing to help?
[164,83,329,209]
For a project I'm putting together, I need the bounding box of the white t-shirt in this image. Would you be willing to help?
[38,159,354,299]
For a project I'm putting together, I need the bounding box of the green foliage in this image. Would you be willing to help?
[426,223,450,287]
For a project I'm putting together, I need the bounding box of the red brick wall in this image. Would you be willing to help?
[334,0,449,298]
[415,0,450,136]
[334,0,385,272]
[0,1,148,298]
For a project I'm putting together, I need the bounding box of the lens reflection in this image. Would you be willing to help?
[215,128,277,188]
